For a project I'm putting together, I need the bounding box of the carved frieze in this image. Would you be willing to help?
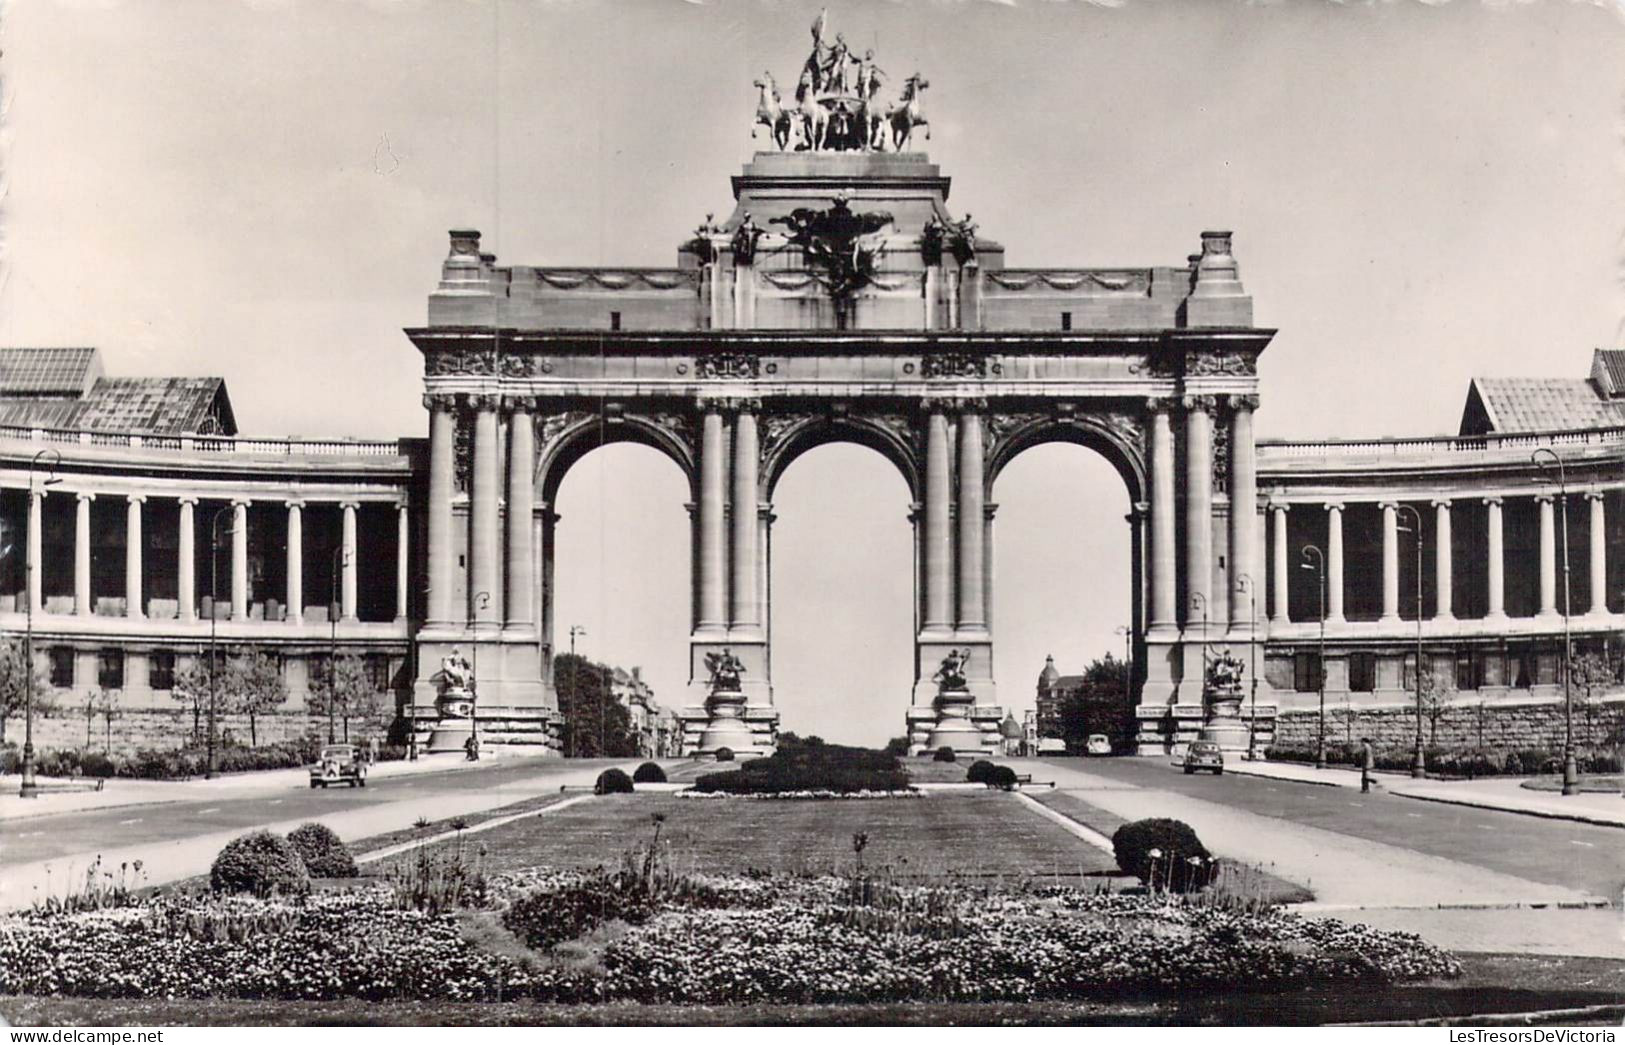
[426,348,498,377]
[453,415,472,493]
[1212,417,1231,494]
[501,353,537,378]
[1185,349,1259,377]
[695,352,761,380]
[921,352,997,379]
[643,410,696,451]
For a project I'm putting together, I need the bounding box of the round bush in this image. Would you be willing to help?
[210,830,310,897]
[632,761,667,784]
[287,822,357,878]
[1111,818,1214,894]
[966,759,997,785]
[714,747,735,763]
[933,746,957,763]
[987,765,1019,791]
[595,767,634,794]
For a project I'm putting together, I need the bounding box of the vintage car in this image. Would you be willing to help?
[309,744,368,788]
[1183,741,1225,775]
[1085,734,1113,756]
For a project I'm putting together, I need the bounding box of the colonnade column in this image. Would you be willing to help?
[125,496,144,619]
[231,500,249,620]
[1537,494,1557,618]
[285,502,304,625]
[177,498,195,622]
[1325,503,1346,624]
[540,506,558,682]
[1485,497,1506,621]
[730,403,760,630]
[956,403,987,630]
[469,398,501,628]
[25,490,42,615]
[922,404,953,631]
[1227,396,1257,632]
[396,501,410,622]
[505,399,536,630]
[340,501,358,622]
[1379,501,1400,624]
[1433,499,1454,620]
[1183,396,1213,635]
[1269,503,1288,624]
[425,395,456,626]
[74,493,92,617]
[1147,399,1177,634]
[697,404,728,632]
[1589,492,1608,616]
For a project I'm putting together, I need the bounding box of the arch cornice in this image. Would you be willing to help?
[761,411,921,502]
[984,408,1148,504]
[536,407,698,505]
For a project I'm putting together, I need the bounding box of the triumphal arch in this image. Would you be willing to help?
[407,20,1269,755]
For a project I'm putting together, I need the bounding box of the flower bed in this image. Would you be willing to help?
[692,743,912,795]
[0,869,1460,1004]
[677,789,923,800]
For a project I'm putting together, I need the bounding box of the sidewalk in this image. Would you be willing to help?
[0,749,558,822]
[1221,759,1625,828]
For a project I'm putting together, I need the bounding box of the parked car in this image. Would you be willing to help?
[309,744,368,788]
[1183,740,1224,775]
[1085,734,1112,756]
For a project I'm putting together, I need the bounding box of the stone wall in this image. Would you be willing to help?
[1274,697,1624,752]
[1,707,377,756]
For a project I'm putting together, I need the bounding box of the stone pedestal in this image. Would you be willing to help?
[923,688,988,754]
[697,687,757,756]
[1198,684,1251,754]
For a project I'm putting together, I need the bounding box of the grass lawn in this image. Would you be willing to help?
[903,759,983,783]
[380,791,1123,881]
[1521,775,1623,794]
[6,954,1622,1026]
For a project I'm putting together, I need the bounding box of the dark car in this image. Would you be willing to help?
[309,744,368,788]
[1183,741,1224,775]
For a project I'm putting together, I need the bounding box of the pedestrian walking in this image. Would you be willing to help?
[1361,737,1375,793]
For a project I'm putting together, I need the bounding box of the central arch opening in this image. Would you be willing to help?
[991,441,1134,751]
[770,442,914,746]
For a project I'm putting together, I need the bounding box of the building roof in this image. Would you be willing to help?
[0,349,236,435]
[1037,654,1060,688]
[1590,349,1625,398]
[999,712,1023,738]
[1458,376,1625,436]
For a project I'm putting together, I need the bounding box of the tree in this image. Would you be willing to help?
[0,634,53,745]
[882,736,910,757]
[1416,668,1455,746]
[82,686,120,752]
[308,654,380,743]
[1056,653,1130,754]
[226,647,288,747]
[553,652,638,758]
[172,658,214,742]
[1569,651,1617,748]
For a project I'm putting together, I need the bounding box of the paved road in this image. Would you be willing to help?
[1030,756,1623,902]
[0,758,630,868]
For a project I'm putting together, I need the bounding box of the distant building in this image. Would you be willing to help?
[998,711,1023,757]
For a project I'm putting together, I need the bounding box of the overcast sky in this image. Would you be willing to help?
[3,0,1622,743]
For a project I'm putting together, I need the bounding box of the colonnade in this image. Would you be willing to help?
[22,488,406,623]
[1266,492,1614,624]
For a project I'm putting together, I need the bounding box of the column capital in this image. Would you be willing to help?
[285,498,307,510]
[501,394,537,415]
[338,499,360,511]
[177,496,199,507]
[918,396,952,415]
[1143,395,1176,415]
[230,497,253,508]
[1430,497,1453,509]
[953,396,989,414]
[987,500,1001,521]
[422,392,458,412]
[1181,394,1218,413]
[1534,492,1556,505]
[458,392,501,413]
[1483,495,1504,507]
[1226,393,1261,412]
[1323,501,1344,513]
[75,491,95,503]
[729,396,764,415]
[395,497,410,511]
[1584,488,1607,502]
[1377,499,1400,511]
[126,494,147,505]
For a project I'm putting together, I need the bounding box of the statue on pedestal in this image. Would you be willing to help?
[933,648,971,693]
[705,648,746,694]
[1204,648,1245,699]
[437,649,473,694]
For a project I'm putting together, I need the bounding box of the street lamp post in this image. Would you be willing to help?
[1235,573,1258,760]
[1300,544,1327,769]
[1114,623,1133,721]
[19,448,62,799]
[470,592,490,747]
[1532,448,1579,796]
[327,545,349,744]
[567,624,586,757]
[207,506,235,781]
[1394,504,1427,778]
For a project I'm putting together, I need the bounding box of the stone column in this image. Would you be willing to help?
[923,404,953,631]
[1227,396,1258,631]
[125,495,144,618]
[340,501,358,622]
[985,503,998,630]
[27,490,43,615]
[1485,497,1506,621]
[956,404,987,630]
[1270,502,1289,624]
[1588,492,1607,616]
[1325,503,1346,624]
[74,492,93,617]
[425,395,456,626]
[730,404,760,629]
[285,502,304,624]
[469,399,501,628]
[697,404,728,631]
[1433,499,1454,620]
[231,500,249,620]
[505,400,536,629]
[1183,397,1214,633]
[1537,494,1557,618]
[759,504,775,648]
[1148,399,1177,634]
[1378,501,1400,624]
[177,498,195,622]
[541,506,558,679]
[396,501,410,622]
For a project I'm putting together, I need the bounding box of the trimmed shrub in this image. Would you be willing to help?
[966,759,997,785]
[596,767,635,794]
[287,822,357,878]
[1111,818,1214,894]
[209,830,310,897]
[694,743,910,795]
[714,748,735,763]
[933,746,957,763]
[632,761,668,784]
[987,765,1019,791]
